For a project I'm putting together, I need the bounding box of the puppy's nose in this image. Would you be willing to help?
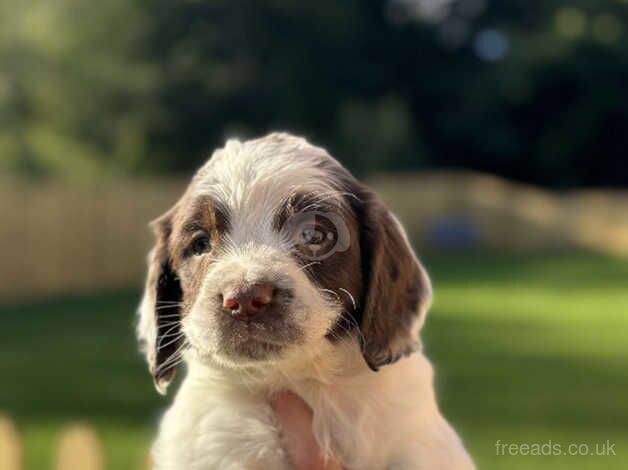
[222,283,275,321]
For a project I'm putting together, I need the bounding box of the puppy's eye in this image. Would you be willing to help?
[299,225,328,246]
[191,234,211,256]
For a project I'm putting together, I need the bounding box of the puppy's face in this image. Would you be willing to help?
[137,133,432,393]
[168,184,362,367]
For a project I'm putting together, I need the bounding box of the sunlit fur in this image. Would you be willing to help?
[138,133,475,469]
[185,135,352,369]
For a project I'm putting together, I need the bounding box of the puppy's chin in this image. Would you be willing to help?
[185,313,305,368]
[218,319,303,361]
[218,338,287,363]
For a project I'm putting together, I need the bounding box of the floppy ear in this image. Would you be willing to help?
[137,210,183,394]
[357,191,432,371]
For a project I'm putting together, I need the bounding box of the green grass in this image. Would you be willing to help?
[1,252,627,469]
[423,251,628,469]
[0,290,161,470]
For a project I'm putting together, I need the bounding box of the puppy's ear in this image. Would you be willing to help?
[137,209,183,394]
[356,190,432,371]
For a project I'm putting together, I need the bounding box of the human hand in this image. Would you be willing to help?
[271,391,343,470]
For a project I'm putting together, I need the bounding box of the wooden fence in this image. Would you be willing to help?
[0,177,184,301]
[2,171,627,301]
[0,415,148,470]
[372,171,628,256]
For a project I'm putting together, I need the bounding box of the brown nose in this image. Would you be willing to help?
[222,283,275,321]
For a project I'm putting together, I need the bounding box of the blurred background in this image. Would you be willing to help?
[1,0,627,469]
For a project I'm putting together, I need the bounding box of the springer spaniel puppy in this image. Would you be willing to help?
[137,133,475,470]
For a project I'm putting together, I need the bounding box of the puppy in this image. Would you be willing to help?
[137,133,475,469]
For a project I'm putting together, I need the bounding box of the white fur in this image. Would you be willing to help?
[138,133,475,469]
[153,346,474,470]
[183,135,346,368]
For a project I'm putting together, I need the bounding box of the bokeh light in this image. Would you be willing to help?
[592,13,623,44]
[473,28,510,61]
[554,7,588,39]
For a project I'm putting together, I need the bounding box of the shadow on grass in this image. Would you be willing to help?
[421,251,628,438]
[0,290,163,425]
[426,314,628,437]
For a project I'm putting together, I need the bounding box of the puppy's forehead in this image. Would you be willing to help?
[189,134,348,232]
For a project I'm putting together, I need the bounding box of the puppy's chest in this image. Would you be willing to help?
[154,389,289,470]
[154,387,387,470]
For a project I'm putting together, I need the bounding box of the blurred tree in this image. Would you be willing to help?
[1,0,627,186]
[0,0,157,181]
[141,0,428,175]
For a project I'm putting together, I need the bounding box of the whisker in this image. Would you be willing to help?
[337,191,361,202]
[298,190,362,213]
[157,334,185,351]
[162,343,190,367]
[319,288,341,301]
[157,320,183,328]
[338,288,357,310]
[297,261,320,273]
[157,325,181,346]
[298,191,341,211]
[325,323,358,351]
[155,305,183,311]
[158,356,185,372]
[341,311,366,346]
[156,356,183,374]
[155,341,189,372]
[158,330,184,340]
[325,302,366,348]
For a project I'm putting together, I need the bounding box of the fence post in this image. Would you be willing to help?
[54,423,104,470]
[0,415,22,470]
[143,450,153,470]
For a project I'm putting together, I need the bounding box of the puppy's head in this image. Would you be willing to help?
[137,133,431,393]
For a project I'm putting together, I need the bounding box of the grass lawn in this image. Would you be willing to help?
[1,252,627,469]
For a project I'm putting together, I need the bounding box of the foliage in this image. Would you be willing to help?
[0,0,156,181]
[1,0,627,186]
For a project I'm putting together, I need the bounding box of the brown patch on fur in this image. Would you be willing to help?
[145,194,230,388]
[169,196,229,267]
[145,211,181,389]
[352,187,431,371]
[281,162,431,371]
[274,190,364,332]
[307,207,363,331]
